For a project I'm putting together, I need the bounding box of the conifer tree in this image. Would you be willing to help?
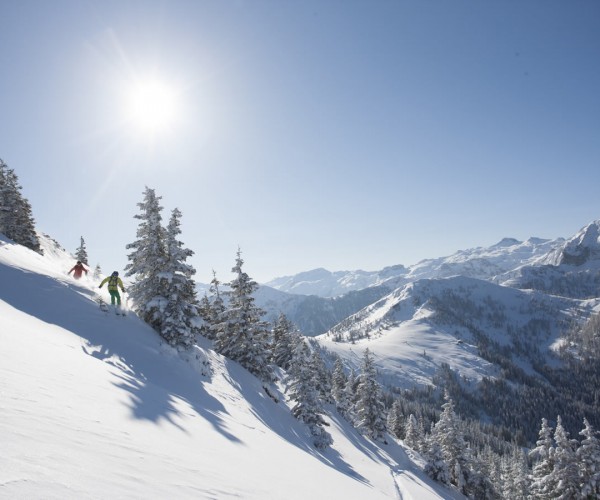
[550,416,581,500]
[93,264,102,281]
[0,160,41,253]
[75,236,88,264]
[309,349,333,404]
[529,418,556,499]
[343,369,359,425]
[387,400,405,440]
[286,339,332,449]
[331,358,350,417]
[198,294,213,337]
[431,392,470,493]
[200,271,226,341]
[424,440,450,485]
[215,249,271,380]
[354,348,387,441]
[125,187,168,331]
[404,414,421,449]
[578,418,600,499]
[502,448,530,500]
[160,208,199,349]
[271,313,297,370]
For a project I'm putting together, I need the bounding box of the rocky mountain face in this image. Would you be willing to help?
[501,221,600,299]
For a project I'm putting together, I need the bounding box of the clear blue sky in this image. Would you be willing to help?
[1,0,599,283]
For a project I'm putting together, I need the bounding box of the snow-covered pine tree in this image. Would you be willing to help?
[286,339,332,449]
[271,313,297,370]
[550,415,581,500]
[354,348,387,442]
[578,418,600,499]
[198,294,212,336]
[309,348,333,404]
[199,271,226,341]
[424,440,450,485]
[466,447,497,500]
[343,368,359,425]
[93,264,102,281]
[387,400,405,440]
[501,448,530,500]
[331,358,350,417]
[430,392,471,493]
[159,208,200,349]
[529,418,556,500]
[0,160,41,253]
[125,187,169,331]
[404,414,421,449]
[75,236,88,264]
[215,249,272,380]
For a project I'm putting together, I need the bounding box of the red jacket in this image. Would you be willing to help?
[69,263,88,279]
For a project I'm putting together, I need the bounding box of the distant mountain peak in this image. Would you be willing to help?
[560,220,600,266]
[492,237,522,248]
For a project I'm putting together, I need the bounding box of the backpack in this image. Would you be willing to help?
[109,275,119,287]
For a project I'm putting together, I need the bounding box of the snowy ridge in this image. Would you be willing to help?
[318,275,598,390]
[0,233,463,499]
[500,221,600,298]
[264,237,563,299]
[265,265,408,298]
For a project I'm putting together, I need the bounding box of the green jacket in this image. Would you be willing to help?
[99,275,125,292]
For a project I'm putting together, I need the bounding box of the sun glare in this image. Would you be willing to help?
[124,78,180,135]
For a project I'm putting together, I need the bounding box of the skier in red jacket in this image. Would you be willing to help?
[68,261,88,279]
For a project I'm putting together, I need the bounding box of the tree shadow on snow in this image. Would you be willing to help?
[220,360,371,486]
[0,263,241,443]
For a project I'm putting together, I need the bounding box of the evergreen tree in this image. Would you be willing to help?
[200,271,226,341]
[529,418,556,500]
[198,294,213,337]
[354,348,387,441]
[125,187,168,331]
[424,440,450,485]
[578,418,600,499]
[215,249,272,380]
[309,349,333,404]
[550,415,580,500]
[387,399,405,440]
[93,264,102,281]
[502,448,530,500]
[286,339,332,449]
[343,369,359,425]
[431,392,470,493]
[75,236,88,264]
[160,208,200,349]
[331,358,350,417]
[0,160,41,253]
[404,414,421,449]
[271,313,297,370]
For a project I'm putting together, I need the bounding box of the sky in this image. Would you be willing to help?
[1,0,599,284]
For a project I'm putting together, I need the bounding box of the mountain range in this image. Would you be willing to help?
[257,220,600,443]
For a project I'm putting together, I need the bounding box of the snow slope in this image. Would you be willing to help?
[317,275,598,390]
[0,234,463,499]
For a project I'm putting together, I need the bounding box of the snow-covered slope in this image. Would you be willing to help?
[317,275,598,390]
[500,220,600,298]
[0,234,463,499]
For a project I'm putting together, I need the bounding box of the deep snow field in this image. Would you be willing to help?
[0,234,464,499]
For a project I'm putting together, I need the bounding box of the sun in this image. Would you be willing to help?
[124,78,181,135]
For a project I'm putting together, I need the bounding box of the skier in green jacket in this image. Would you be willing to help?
[98,271,126,306]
